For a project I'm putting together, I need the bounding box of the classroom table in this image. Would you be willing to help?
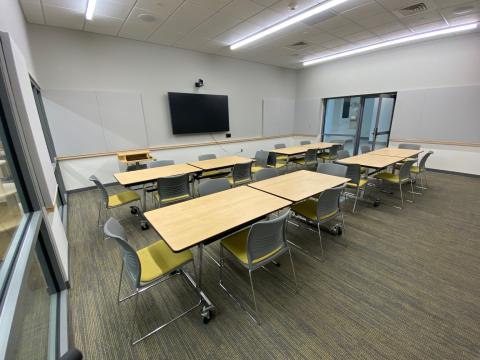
[248,170,349,202]
[114,163,201,210]
[144,185,291,321]
[272,142,339,156]
[188,155,253,171]
[336,153,405,169]
[370,147,422,158]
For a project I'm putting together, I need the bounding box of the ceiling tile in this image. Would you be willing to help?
[331,0,372,13]
[43,0,88,12]
[43,5,85,30]
[370,21,408,35]
[20,1,45,24]
[379,29,414,40]
[157,1,217,35]
[342,1,385,20]
[218,0,265,21]
[192,13,242,39]
[252,0,279,6]
[433,0,476,8]
[377,0,437,11]
[94,0,136,19]
[135,0,184,17]
[410,19,449,32]
[247,8,285,27]
[85,15,124,36]
[439,0,479,17]
[402,10,444,26]
[356,11,398,29]
[319,38,349,48]
[119,7,164,40]
[329,22,365,37]
[269,0,319,17]
[342,30,375,41]
[190,0,233,12]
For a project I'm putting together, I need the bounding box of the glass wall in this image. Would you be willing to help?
[322,93,397,155]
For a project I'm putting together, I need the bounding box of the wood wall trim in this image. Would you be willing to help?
[56,134,318,161]
[390,139,480,148]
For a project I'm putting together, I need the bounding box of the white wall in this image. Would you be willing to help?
[28,24,297,152]
[0,0,36,75]
[294,32,480,174]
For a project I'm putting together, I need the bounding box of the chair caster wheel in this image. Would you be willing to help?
[202,310,213,324]
[141,222,149,230]
[373,200,380,207]
[130,206,139,215]
[337,227,343,236]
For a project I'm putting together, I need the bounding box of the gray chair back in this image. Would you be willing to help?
[274,143,286,149]
[336,149,350,160]
[232,162,252,185]
[327,144,342,157]
[254,150,269,168]
[247,211,289,266]
[316,184,345,221]
[149,160,174,168]
[127,163,147,171]
[300,140,311,145]
[398,160,416,182]
[361,145,371,154]
[104,217,141,288]
[254,168,277,181]
[267,152,281,166]
[198,154,216,161]
[89,175,108,205]
[345,164,361,185]
[316,163,347,177]
[304,149,318,166]
[198,178,230,196]
[157,173,192,206]
[398,143,421,150]
[418,151,433,171]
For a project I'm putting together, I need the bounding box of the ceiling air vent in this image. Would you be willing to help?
[286,41,310,51]
[393,2,433,18]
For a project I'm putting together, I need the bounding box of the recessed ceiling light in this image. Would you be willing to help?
[453,5,475,15]
[230,0,350,50]
[303,23,478,66]
[138,13,157,22]
[85,0,96,20]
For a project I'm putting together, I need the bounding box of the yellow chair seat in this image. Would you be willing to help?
[374,172,401,183]
[293,158,316,166]
[268,163,286,169]
[291,199,338,221]
[137,241,192,283]
[108,190,140,208]
[276,155,288,161]
[154,193,190,204]
[227,177,251,185]
[251,166,264,174]
[221,228,282,265]
[346,178,368,188]
[319,154,336,161]
[410,166,420,174]
[201,169,229,177]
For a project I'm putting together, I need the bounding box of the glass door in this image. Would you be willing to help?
[322,96,362,155]
[322,93,397,155]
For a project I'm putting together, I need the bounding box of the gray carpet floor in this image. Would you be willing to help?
[67,171,480,359]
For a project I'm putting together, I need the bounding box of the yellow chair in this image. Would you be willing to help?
[374,160,416,209]
[345,164,368,213]
[153,173,192,207]
[89,175,141,227]
[293,149,318,169]
[267,152,287,171]
[410,151,434,191]
[104,218,203,345]
[319,145,342,162]
[227,162,252,186]
[197,154,230,178]
[219,211,297,324]
[273,143,288,162]
[251,150,269,174]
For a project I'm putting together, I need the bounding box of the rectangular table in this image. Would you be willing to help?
[144,186,291,317]
[336,153,405,169]
[188,155,252,171]
[248,170,349,202]
[272,142,339,156]
[370,147,422,158]
[114,163,201,210]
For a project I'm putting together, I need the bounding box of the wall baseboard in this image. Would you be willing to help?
[427,168,480,178]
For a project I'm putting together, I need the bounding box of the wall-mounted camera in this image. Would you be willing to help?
[195,79,204,88]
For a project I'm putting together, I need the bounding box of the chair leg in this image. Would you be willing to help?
[352,186,360,213]
[248,270,260,325]
[130,289,140,346]
[288,249,298,293]
[317,222,325,259]
[399,183,404,209]
[97,201,102,227]
[409,179,415,202]
[219,246,225,285]
[117,262,124,303]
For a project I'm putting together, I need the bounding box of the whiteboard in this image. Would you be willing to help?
[294,98,322,134]
[392,85,480,142]
[262,98,295,136]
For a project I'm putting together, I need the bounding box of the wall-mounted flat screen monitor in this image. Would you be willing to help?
[168,92,229,134]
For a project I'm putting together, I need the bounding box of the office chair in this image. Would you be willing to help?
[197,154,230,178]
[254,168,278,181]
[336,149,350,160]
[89,175,141,227]
[360,145,371,154]
[267,152,287,172]
[104,218,200,345]
[198,178,230,196]
[300,140,311,145]
[149,160,174,168]
[345,164,367,213]
[219,211,297,324]
[316,163,347,177]
[126,163,148,191]
[289,184,346,261]
[319,144,342,163]
[273,143,288,162]
[293,148,318,169]
[397,143,421,163]
[251,150,270,174]
[227,162,252,186]
[411,151,434,190]
[154,173,192,207]
[374,159,416,209]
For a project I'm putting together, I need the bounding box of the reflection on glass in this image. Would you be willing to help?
[0,132,25,263]
[6,249,50,359]
[323,97,361,155]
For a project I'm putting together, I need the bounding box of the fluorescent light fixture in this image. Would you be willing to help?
[303,23,478,66]
[86,0,97,20]
[230,0,349,50]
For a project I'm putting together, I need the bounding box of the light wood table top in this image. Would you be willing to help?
[144,186,291,252]
[248,170,349,202]
[337,153,405,169]
[188,155,252,171]
[370,148,422,158]
[272,142,339,156]
[114,163,200,186]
